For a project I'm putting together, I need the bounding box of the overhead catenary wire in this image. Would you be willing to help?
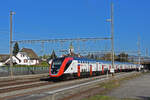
[12,37,111,44]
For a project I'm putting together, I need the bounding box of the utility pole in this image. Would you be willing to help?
[137,37,141,65]
[10,11,15,78]
[106,2,115,75]
[111,2,115,74]
[146,48,148,57]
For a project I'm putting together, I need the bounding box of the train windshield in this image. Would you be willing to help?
[51,57,65,74]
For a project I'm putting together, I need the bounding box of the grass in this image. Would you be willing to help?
[3,61,49,67]
[99,73,141,94]
[83,95,138,100]
[83,73,142,100]
[85,95,117,100]
[100,79,120,91]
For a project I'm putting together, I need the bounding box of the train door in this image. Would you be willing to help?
[109,65,111,73]
[102,65,104,74]
[77,64,80,77]
[96,62,98,71]
[99,63,102,74]
[90,65,92,76]
[120,65,122,72]
[96,62,98,75]
[70,62,75,74]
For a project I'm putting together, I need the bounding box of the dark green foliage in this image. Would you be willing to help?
[42,54,51,59]
[10,62,49,67]
[13,42,19,56]
[39,61,49,66]
[86,52,130,62]
[86,53,96,59]
[100,53,118,61]
[90,54,94,59]
[116,52,129,62]
[50,50,57,59]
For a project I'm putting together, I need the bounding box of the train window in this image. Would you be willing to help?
[52,58,65,69]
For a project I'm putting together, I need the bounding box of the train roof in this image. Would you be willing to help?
[72,57,134,65]
[57,56,137,65]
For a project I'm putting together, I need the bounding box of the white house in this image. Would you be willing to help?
[6,48,39,65]
[0,54,9,66]
[0,62,4,66]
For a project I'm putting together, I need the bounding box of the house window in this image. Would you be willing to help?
[24,59,28,63]
[30,60,33,63]
[21,54,25,57]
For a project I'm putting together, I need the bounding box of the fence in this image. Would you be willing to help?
[0,66,49,77]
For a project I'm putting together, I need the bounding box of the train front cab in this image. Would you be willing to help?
[49,57,73,79]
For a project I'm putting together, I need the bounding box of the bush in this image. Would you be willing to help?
[4,61,49,67]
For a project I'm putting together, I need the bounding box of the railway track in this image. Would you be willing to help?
[0,73,49,87]
[0,72,132,100]
[0,73,49,82]
[0,79,42,87]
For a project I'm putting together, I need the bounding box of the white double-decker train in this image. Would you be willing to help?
[49,56,143,79]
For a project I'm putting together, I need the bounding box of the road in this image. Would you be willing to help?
[108,73,150,100]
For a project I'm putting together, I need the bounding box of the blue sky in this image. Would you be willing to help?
[0,0,149,56]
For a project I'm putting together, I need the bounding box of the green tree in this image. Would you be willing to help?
[90,54,94,59]
[13,42,19,56]
[116,52,129,62]
[50,50,57,59]
[100,53,118,61]
[42,54,51,59]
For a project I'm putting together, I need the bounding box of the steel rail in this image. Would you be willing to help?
[46,72,136,95]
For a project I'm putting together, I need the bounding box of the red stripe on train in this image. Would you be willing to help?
[49,57,73,77]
